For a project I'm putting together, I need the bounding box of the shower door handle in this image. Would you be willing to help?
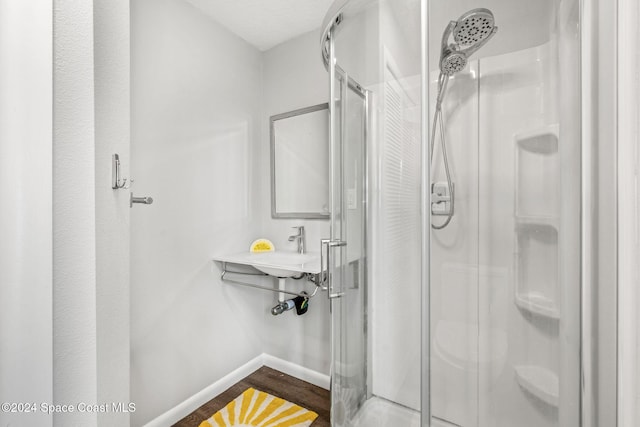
[321,238,347,299]
[320,239,331,292]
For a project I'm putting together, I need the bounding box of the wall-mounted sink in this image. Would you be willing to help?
[249,251,320,277]
[213,251,321,278]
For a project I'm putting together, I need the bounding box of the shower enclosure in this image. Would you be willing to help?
[320,0,582,426]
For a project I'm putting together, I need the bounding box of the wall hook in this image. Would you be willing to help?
[112,153,133,189]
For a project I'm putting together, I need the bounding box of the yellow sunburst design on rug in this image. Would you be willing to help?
[199,387,318,427]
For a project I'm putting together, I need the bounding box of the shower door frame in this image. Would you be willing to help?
[327,24,372,426]
[581,0,620,425]
[420,1,432,426]
[323,1,434,425]
[617,0,640,424]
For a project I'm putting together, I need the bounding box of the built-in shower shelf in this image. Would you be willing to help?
[514,221,559,321]
[515,292,559,319]
[514,124,560,218]
[514,125,559,154]
[515,215,559,230]
[515,365,559,407]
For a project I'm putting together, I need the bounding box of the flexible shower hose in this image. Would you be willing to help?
[430,72,455,230]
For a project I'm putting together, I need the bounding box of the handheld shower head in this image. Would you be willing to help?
[440,51,468,75]
[432,8,498,230]
[439,8,498,75]
[440,21,467,75]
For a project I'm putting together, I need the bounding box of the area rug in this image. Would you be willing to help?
[199,387,318,427]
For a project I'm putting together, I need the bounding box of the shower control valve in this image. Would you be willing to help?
[431,182,454,216]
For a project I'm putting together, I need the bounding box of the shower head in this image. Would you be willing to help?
[453,8,496,47]
[439,8,498,76]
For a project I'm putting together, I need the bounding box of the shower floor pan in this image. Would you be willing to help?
[351,397,420,427]
[350,397,458,427]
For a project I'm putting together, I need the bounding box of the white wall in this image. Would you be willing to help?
[260,30,332,376]
[94,0,132,425]
[130,23,335,425]
[1,3,131,426]
[130,0,266,424]
[53,1,99,425]
[52,4,133,426]
[0,2,53,426]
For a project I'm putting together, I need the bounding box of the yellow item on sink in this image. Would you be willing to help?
[250,239,275,253]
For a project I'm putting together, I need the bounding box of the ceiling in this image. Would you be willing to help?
[182,0,556,59]
[183,0,334,51]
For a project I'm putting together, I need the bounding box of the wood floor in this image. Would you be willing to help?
[173,366,330,427]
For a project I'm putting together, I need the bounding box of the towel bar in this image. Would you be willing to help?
[219,262,321,298]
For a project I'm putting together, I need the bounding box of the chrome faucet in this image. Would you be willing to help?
[288,226,306,254]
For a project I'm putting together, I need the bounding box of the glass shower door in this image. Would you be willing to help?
[322,1,423,425]
[327,30,368,427]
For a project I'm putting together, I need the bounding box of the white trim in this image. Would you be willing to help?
[261,354,330,390]
[617,0,640,424]
[142,355,263,427]
[142,354,329,427]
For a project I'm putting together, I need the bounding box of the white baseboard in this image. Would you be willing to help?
[142,354,263,427]
[262,354,330,391]
[142,353,329,427]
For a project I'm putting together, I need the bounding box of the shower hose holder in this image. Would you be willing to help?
[431,182,454,216]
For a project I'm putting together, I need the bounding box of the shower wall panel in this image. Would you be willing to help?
[478,42,569,427]
[372,61,421,410]
[369,0,422,410]
[429,63,480,427]
[429,35,580,427]
[429,1,581,425]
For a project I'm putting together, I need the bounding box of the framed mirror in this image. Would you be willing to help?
[270,103,330,219]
